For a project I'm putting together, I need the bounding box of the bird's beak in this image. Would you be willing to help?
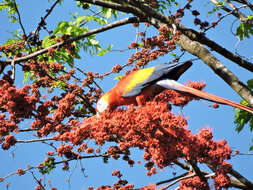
[96,111,100,117]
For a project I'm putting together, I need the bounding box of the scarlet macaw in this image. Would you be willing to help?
[96,61,253,114]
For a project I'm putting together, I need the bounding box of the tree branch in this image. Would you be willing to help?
[16,137,55,143]
[228,167,253,188]
[159,172,215,190]
[0,17,140,65]
[0,153,109,182]
[210,0,253,24]
[187,159,207,183]
[79,0,146,17]
[156,172,189,186]
[226,0,253,24]
[174,160,252,189]
[205,4,247,32]
[34,0,60,36]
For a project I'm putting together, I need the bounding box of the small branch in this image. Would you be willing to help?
[13,0,27,39]
[159,173,215,190]
[211,0,253,24]
[11,58,15,81]
[237,153,253,156]
[204,4,247,32]
[0,165,36,183]
[239,0,253,11]
[18,128,37,132]
[31,171,46,190]
[16,137,55,143]
[74,66,103,93]
[34,0,60,36]
[0,153,110,182]
[226,0,252,24]
[175,160,251,189]
[210,0,242,19]
[156,172,189,185]
[187,159,207,183]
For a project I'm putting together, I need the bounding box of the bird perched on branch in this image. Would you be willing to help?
[96,61,253,114]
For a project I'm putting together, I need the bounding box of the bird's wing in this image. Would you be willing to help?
[122,61,192,97]
[156,79,253,114]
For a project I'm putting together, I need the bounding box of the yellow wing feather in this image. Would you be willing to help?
[123,67,155,95]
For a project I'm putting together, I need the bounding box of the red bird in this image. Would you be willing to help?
[96,61,253,114]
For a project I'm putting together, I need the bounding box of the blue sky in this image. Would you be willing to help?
[0,0,253,189]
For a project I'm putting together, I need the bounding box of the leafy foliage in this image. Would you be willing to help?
[0,0,18,23]
[234,79,253,150]
[39,157,56,175]
[236,21,253,40]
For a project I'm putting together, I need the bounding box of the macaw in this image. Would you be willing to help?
[96,61,253,114]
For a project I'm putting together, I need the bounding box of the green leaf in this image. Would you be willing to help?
[97,49,106,56]
[170,52,177,57]
[247,79,253,89]
[114,75,123,80]
[107,44,113,51]
[236,22,253,40]
[23,71,30,83]
[89,39,99,45]
[39,157,56,175]
[234,99,253,133]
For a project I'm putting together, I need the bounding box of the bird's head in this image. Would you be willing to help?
[96,95,109,115]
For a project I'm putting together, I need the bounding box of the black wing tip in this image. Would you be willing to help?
[167,61,193,80]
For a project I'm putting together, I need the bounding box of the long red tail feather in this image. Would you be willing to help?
[156,79,253,114]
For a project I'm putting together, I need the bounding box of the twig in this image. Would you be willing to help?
[74,66,103,92]
[12,0,31,51]
[80,10,103,27]
[174,160,250,189]
[204,4,247,32]
[226,0,252,24]
[53,153,110,165]
[31,171,46,190]
[34,0,60,37]
[11,58,15,81]
[159,173,215,190]
[18,128,37,132]
[156,172,189,185]
[187,159,207,183]
[0,153,110,182]
[16,137,55,143]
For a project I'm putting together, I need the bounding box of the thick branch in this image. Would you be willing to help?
[229,167,253,188]
[80,0,146,18]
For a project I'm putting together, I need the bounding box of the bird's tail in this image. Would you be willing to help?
[156,79,253,114]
